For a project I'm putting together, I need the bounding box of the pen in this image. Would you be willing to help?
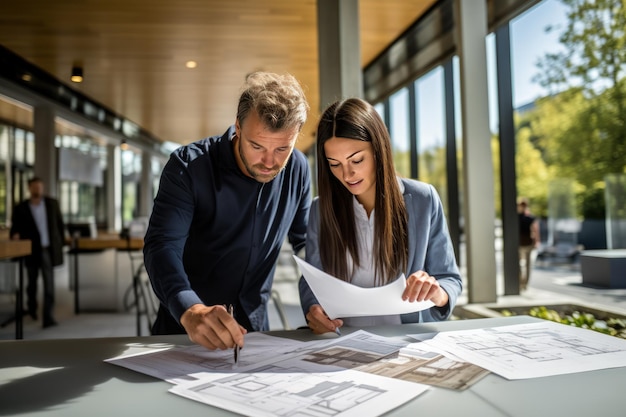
[334,327,341,336]
[228,304,240,366]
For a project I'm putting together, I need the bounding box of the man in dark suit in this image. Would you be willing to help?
[10,177,66,328]
[518,197,539,291]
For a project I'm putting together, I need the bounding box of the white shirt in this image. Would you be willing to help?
[342,196,402,327]
[29,200,50,248]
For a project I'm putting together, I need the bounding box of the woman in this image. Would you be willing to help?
[299,98,462,334]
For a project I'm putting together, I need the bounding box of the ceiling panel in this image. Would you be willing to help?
[0,0,435,151]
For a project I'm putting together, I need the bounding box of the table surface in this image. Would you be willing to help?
[581,249,626,257]
[0,316,623,417]
[0,239,31,259]
[72,236,144,251]
[0,239,31,340]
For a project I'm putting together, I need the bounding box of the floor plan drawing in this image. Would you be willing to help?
[299,331,488,390]
[300,330,408,369]
[412,321,626,379]
[172,366,428,417]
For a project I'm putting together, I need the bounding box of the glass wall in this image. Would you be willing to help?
[121,147,142,225]
[388,88,411,178]
[0,124,35,226]
[415,67,447,207]
[57,134,108,229]
[509,0,623,250]
[373,0,621,254]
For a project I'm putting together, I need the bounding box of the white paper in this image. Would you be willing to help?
[171,368,426,417]
[106,332,309,384]
[407,321,626,380]
[168,330,429,417]
[294,256,434,319]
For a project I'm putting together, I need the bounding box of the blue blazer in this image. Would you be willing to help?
[299,178,462,323]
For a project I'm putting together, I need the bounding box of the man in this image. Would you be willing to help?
[143,72,311,351]
[10,177,66,328]
[518,197,539,291]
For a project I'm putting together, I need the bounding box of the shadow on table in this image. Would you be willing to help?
[0,337,175,415]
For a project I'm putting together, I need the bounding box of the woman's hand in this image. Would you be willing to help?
[305,304,343,334]
[404,270,449,307]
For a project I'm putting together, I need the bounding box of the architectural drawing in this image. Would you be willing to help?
[414,321,626,379]
[356,351,489,391]
[172,365,427,417]
[300,332,488,390]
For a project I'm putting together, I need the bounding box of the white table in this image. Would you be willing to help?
[0,316,623,416]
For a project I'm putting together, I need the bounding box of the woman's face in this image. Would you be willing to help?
[324,136,376,212]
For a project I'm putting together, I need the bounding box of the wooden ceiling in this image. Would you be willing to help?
[0,0,436,151]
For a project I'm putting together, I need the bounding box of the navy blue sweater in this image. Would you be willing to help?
[144,126,311,332]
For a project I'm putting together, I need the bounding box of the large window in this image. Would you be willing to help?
[57,134,108,229]
[388,87,411,178]
[509,0,621,250]
[121,147,142,225]
[415,67,447,206]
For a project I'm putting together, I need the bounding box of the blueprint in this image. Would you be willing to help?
[407,321,626,379]
[106,332,312,384]
[108,330,431,416]
[172,368,424,417]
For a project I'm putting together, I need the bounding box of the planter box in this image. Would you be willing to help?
[580,249,626,289]
[453,303,626,339]
[454,303,626,322]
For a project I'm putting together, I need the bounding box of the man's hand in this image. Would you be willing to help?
[180,304,247,350]
[404,270,449,307]
[305,304,343,335]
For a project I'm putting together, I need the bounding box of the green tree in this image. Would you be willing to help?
[532,0,626,183]
[515,119,550,217]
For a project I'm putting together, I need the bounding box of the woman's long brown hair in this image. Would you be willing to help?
[316,98,408,285]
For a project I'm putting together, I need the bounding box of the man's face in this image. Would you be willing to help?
[234,111,299,183]
[28,180,44,199]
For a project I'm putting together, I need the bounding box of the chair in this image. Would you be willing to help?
[131,260,159,336]
[120,236,158,336]
[270,242,305,330]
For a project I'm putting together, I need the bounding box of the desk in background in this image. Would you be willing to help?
[0,239,31,339]
[0,316,623,417]
[70,236,144,314]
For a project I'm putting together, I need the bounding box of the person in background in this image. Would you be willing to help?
[10,177,66,328]
[144,72,311,350]
[518,197,539,291]
[299,98,462,334]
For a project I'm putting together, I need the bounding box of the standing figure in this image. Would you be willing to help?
[10,177,66,328]
[144,72,311,351]
[518,197,539,291]
[299,98,462,334]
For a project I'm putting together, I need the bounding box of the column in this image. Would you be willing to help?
[107,144,122,233]
[139,150,153,217]
[317,0,363,110]
[33,106,58,196]
[495,23,521,295]
[454,0,497,302]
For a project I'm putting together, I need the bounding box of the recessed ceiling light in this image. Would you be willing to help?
[71,65,83,83]
[185,61,197,69]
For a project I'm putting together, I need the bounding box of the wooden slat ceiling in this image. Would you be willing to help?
[0,0,436,151]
